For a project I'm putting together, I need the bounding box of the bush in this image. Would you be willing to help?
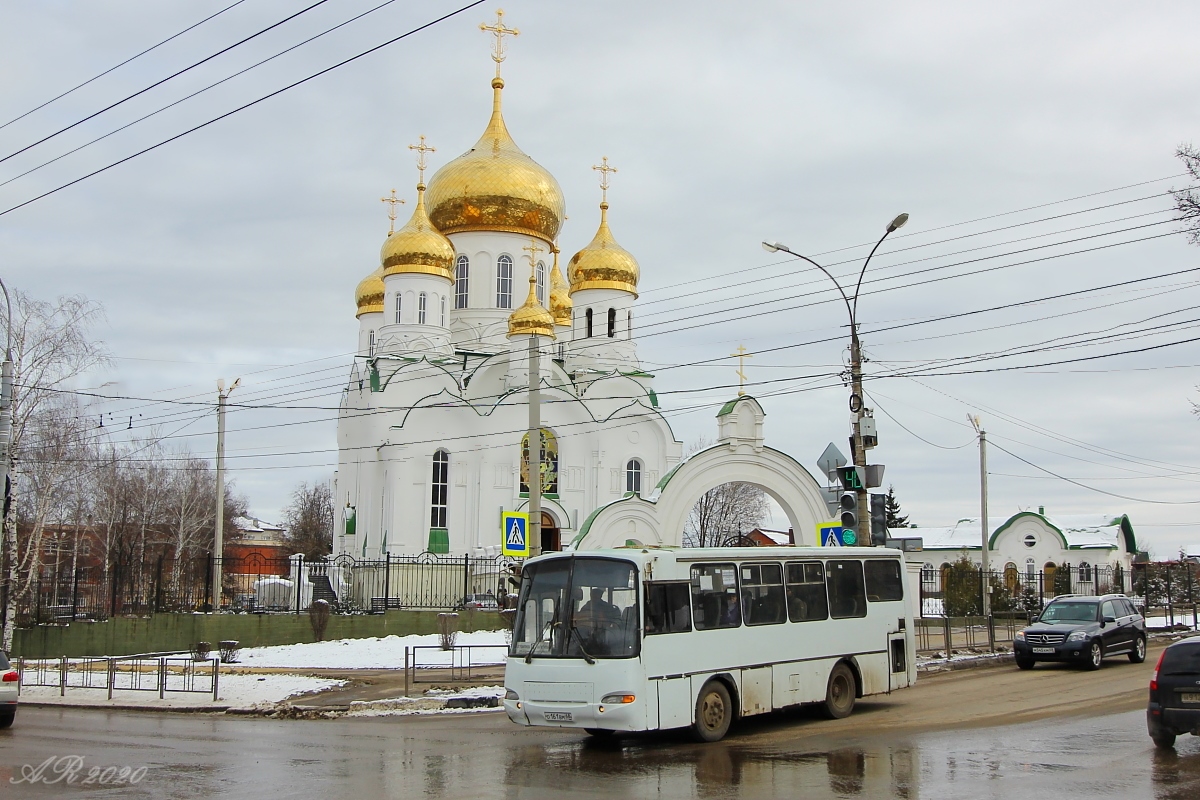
[191,641,212,661]
[943,555,982,617]
[437,612,459,651]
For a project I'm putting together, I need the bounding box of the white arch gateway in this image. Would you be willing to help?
[571,396,829,549]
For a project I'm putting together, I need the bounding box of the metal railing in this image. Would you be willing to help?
[402,644,509,694]
[17,653,220,701]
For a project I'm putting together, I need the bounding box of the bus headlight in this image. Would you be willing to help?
[600,694,636,705]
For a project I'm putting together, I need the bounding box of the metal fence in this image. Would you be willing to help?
[13,552,521,624]
[917,561,1199,630]
[17,654,220,700]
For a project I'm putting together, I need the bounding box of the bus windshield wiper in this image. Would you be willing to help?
[568,626,597,665]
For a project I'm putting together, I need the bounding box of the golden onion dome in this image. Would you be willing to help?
[507,275,556,339]
[355,267,385,317]
[568,202,639,296]
[425,77,565,244]
[548,245,572,326]
[380,184,455,281]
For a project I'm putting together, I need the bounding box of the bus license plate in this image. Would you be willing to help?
[1032,647,1056,654]
[1181,693,1200,704]
[544,711,574,722]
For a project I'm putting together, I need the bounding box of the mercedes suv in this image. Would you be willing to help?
[1147,636,1200,748]
[1014,594,1146,670]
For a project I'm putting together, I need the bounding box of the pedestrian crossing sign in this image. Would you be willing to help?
[501,511,529,557]
[818,522,845,547]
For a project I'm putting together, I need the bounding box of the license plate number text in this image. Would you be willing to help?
[1032,647,1056,654]
[544,711,574,722]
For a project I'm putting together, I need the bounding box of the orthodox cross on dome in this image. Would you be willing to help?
[408,135,436,184]
[379,189,405,235]
[731,344,752,396]
[592,156,617,203]
[522,240,545,267]
[480,8,519,77]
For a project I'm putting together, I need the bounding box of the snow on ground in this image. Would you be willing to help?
[236,630,509,670]
[346,686,506,717]
[19,673,344,708]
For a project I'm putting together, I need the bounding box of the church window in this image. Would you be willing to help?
[440,295,447,326]
[626,459,642,494]
[454,255,469,309]
[1078,561,1092,582]
[556,342,565,361]
[536,260,546,305]
[418,292,427,324]
[368,330,375,356]
[431,450,449,529]
[585,308,593,338]
[627,310,632,338]
[394,292,402,324]
[607,308,616,338]
[497,254,513,309]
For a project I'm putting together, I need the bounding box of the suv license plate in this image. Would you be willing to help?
[1181,693,1200,704]
[1032,647,1056,654]
[544,711,574,722]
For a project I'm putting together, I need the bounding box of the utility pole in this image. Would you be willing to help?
[849,330,869,547]
[528,335,541,559]
[214,378,240,588]
[970,415,992,627]
[0,280,14,650]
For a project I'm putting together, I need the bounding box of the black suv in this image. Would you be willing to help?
[1014,593,1146,670]
[1147,636,1200,748]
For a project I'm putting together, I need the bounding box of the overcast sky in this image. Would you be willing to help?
[2,1,1199,556]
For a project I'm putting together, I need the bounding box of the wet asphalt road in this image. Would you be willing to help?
[1,703,1197,799]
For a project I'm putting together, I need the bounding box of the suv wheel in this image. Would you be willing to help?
[1151,732,1176,749]
[1129,635,1146,664]
[1085,640,1103,670]
[1015,656,1035,670]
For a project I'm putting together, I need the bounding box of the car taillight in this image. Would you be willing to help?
[1,670,16,683]
[1150,649,1167,692]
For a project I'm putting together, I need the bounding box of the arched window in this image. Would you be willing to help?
[368,330,375,356]
[1004,562,1019,591]
[607,308,616,338]
[627,310,632,338]
[418,292,427,324]
[625,459,642,494]
[536,260,546,306]
[394,292,402,324]
[1078,561,1092,582]
[440,295,447,326]
[430,450,449,529]
[496,254,513,309]
[1025,557,1036,580]
[454,254,469,309]
[585,308,593,338]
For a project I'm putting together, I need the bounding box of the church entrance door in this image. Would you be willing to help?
[540,512,560,552]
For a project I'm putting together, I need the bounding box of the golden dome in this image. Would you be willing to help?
[355,267,385,317]
[548,245,572,326]
[507,275,556,339]
[568,202,639,296]
[425,78,565,244]
[380,183,455,281]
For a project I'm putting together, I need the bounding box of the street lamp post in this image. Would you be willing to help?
[763,213,908,546]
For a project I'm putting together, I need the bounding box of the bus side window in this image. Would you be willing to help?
[645,583,692,634]
[864,560,904,602]
[690,563,741,630]
[826,560,867,619]
[785,561,829,622]
[740,563,785,626]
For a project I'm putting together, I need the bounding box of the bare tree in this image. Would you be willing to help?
[282,480,334,559]
[1173,144,1200,245]
[681,439,769,547]
[166,453,216,604]
[2,290,107,649]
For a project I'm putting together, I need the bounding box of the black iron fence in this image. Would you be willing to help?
[918,561,1199,629]
[13,552,521,625]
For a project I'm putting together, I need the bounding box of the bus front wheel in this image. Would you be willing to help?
[692,680,733,742]
[822,663,857,720]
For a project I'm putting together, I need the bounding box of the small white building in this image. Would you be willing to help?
[890,509,1141,592]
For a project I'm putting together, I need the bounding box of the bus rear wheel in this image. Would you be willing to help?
[692,680,733,742]
[822,663,857,720]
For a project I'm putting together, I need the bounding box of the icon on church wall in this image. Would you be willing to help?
[520,428,559,495]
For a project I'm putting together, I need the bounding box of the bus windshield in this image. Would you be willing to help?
[511,557,640,659]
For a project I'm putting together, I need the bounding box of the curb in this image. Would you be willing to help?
[20,700,232,713]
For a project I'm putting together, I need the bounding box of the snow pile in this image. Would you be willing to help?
[237,630,509,670]
[346,686,506,717]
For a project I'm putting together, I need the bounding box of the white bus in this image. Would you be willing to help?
[502,545,916,742]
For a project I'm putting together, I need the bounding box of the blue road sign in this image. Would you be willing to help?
[818,522,845,547]
[501,511,529,557]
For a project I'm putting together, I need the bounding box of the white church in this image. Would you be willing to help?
[333,20,683,559]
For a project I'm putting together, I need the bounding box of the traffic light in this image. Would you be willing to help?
[870,493,887,547]
[839,491,858,531]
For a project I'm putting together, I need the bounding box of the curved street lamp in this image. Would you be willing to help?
[762,213,908,546]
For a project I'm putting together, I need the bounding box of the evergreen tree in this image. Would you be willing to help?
[884,485,909,528]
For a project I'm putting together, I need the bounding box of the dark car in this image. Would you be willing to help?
[1147,636,1200,748]
[1014,594,1146,670]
